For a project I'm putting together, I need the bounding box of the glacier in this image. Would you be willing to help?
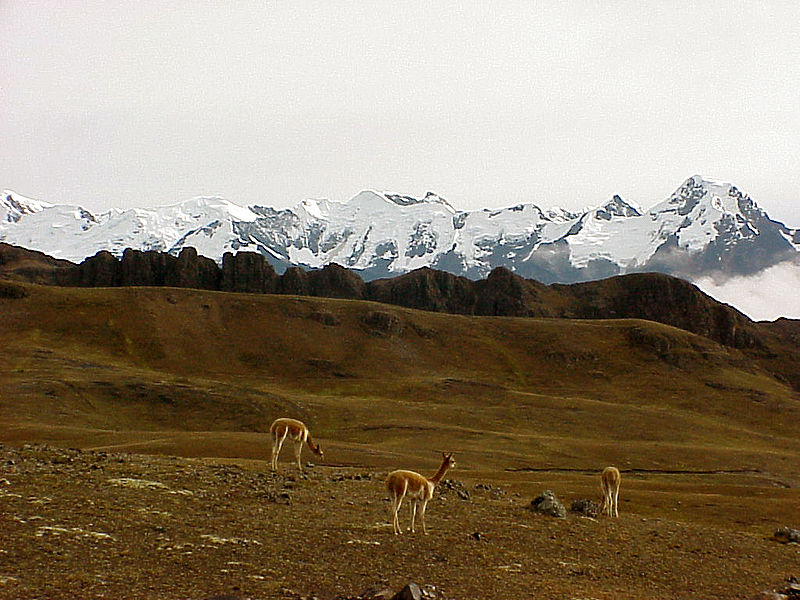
[2,176,798,288]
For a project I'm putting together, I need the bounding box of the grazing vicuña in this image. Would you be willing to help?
[270,418,324,471]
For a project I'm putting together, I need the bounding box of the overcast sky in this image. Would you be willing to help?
[2,2,799,225]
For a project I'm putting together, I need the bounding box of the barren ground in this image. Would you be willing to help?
[1,444,798,600]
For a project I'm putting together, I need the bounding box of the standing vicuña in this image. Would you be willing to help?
[599,466,621,517]
[269,418,324,471]
[386,452,456,535]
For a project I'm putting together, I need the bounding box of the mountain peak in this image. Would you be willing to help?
[2,190,53,223]
[345,190,456,213]
[1,177,797,312]
[653,174,753,218]
[385,191,455,211]
[595,194,642,220]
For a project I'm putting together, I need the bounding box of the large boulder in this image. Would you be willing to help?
[773,527,800,544]
[528,490,566,518]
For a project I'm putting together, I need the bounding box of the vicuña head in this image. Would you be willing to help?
[310,441,324,461]
[269,417,323,472]
[386,451,456,535]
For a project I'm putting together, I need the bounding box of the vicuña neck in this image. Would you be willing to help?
[429,458,451,486]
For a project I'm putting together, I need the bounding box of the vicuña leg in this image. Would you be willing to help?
[294,439,304,470]
[271,429,289,471]
[420,498,429,535]
[612,485,619,517]
[393,500,401,534]
[391,494,404,535]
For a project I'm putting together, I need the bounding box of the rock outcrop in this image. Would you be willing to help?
[220,251,277,294]
[0,243,771,352]
[527,490,567,518]
[555,272,760,348]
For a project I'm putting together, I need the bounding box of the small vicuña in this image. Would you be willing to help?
[386,452,456,535]
[269,418,323,471]
[599,466,621,518]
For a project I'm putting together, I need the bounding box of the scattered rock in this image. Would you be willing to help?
[528,490,567,519]
[437,479,470,500]
[337,582,425,600]
[773,527,800,544]
[331,472,374,482]
[264,490,291,504]
[474,482,506,496]
[391,582,422,600]
[356,584,395,599]
[361,311,403,337]
[570,498,601,518]
[750,576,800,599]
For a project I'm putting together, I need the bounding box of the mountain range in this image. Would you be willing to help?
[2,176,798,288]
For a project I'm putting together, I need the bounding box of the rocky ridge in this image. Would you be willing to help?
[0,243,761,351]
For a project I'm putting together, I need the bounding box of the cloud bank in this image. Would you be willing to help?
[695,261,800,321]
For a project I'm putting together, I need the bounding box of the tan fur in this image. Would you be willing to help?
[599,466,621,517]
[269,418,323,471]
[386,453,455,535]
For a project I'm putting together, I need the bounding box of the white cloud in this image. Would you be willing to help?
[694,261,800,321]
[1,3,800,221]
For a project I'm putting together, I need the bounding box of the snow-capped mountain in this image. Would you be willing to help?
[2,176,798,287]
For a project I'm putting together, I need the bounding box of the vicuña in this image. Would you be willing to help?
[269,418,324,471]
[386,452,456,535]
[600,466,621,517]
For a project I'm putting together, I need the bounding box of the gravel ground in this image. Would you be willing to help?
[0,444,797,600]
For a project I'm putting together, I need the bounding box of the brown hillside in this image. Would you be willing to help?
[0,243,73,284]
[2,282,799,476]
[1,282,799,599]
[0,243,781,353]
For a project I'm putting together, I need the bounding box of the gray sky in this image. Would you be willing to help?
[2,1,799,225]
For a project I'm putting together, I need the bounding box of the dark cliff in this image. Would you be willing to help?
[0,243,770,351]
